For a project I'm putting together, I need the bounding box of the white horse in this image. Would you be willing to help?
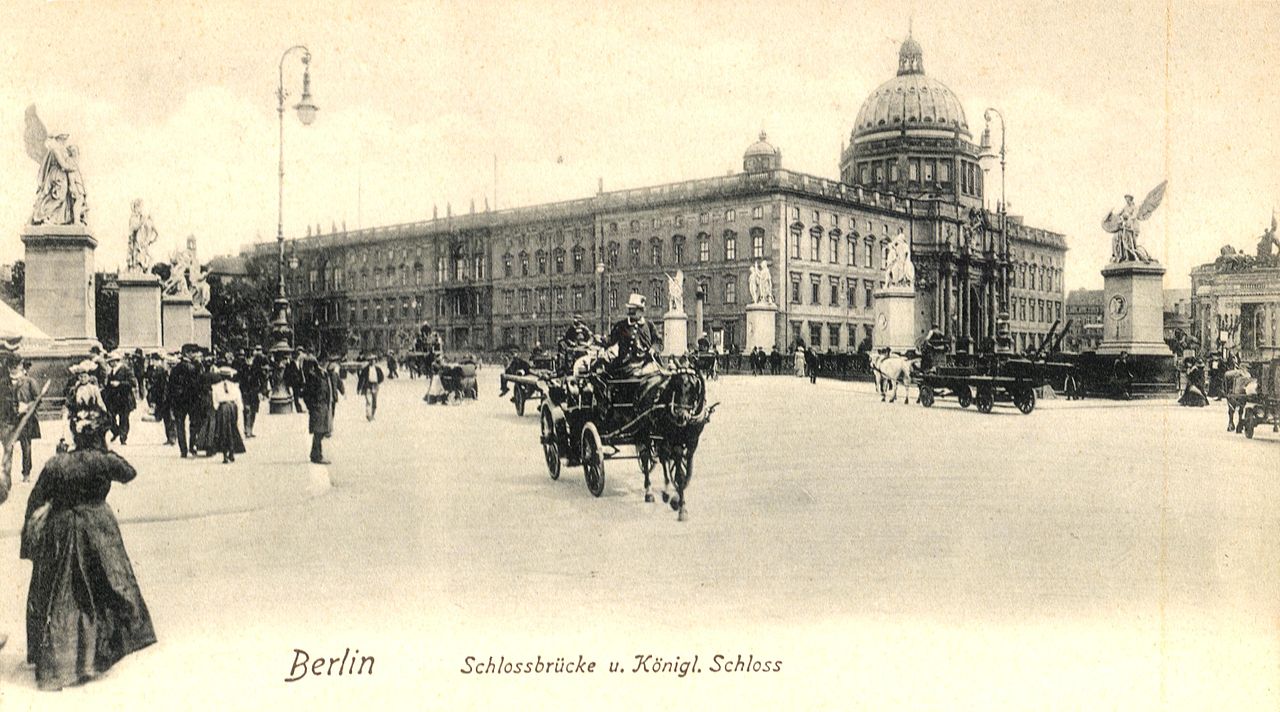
[871,350,920,404]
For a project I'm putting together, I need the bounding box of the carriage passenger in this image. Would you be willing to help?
[602,294,661,378]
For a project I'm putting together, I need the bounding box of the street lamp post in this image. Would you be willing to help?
[979,107,1010,349]
[268,45,319,414]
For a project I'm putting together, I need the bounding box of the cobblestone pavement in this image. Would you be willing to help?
[0,374,1274,711]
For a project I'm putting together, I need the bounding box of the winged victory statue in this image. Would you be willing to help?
[25,105,88,227]
[1102,181,1167,264]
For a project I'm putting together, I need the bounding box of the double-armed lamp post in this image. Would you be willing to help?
[268,45,318,414]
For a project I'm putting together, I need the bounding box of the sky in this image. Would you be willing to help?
[0,0,1277,290]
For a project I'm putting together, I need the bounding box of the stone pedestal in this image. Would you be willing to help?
[745,302,778,351]
[162,297,194,351]
[662,310,688,356]
[873,285,918,353]
[193,307,212,349]
[116,272,163,350]
[1098,262,1167,356]
[21,225,97,340]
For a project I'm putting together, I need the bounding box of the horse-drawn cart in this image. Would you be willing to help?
[1237,356,1280,439]
[537,363,715,520]
[917,363,1042,414]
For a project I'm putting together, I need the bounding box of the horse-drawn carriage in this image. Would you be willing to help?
[1231,356,1280,439]
[499,350,579,416]
[690,351,719,381]
[425,360,478,405]
[537,361,715,520]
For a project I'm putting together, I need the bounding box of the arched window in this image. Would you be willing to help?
[536,249,547,274]
[607,242,619,269]
[554,248,565,274]
[572,245,585,273]
[502,253,512,277]
[519,251,529,277]
[723,230,737,260]
[650,238,663,266]
[723,275,737,304]
[674,235,689,264]
[628,239,641,266]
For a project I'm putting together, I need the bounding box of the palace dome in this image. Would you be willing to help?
[743,131,781,173]
[851,37,969,142]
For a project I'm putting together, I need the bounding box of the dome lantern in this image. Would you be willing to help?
[743,131,781,173]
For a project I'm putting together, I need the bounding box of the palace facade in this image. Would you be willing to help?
[1190,234,1280,362]
[243,37,1067,356]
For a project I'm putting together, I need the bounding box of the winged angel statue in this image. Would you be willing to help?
[1102,181,1167,264]
[25,105,88,226]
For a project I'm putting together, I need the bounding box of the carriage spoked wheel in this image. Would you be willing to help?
[580,423,606,497]
[975,386,995,414]
[918,385,935,408]
[540,406,561,480]
[513,386,526,417]
[1014,388,1036,415]
[957,386,973,408]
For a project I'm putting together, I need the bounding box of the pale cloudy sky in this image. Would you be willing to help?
[0,0,1277,289]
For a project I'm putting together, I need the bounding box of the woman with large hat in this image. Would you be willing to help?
[21,404,156,690]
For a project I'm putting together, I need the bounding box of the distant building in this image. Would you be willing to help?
[1064,289,1103,352]
[1190,230,1280,362]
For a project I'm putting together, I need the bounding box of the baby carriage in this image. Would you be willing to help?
[426,360,479,405]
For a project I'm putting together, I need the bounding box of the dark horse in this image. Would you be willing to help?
[632,366,716,522]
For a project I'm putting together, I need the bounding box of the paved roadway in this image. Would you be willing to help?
[0,373,1276,711]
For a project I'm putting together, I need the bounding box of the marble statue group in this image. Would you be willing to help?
[883,228,914,287]
[748,258,775,306]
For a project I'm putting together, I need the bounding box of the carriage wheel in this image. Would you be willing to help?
[1015,388,1036,415]
[957,386,973,408]
[975,386,995,414]
[918,385,935,408]
[540,406,561,480]
[514,387,526,416]
[581,423,606,497]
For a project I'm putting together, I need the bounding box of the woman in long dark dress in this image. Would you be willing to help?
[22,407,156,691]
[1179,357,1209,407]
[209,366,246,463]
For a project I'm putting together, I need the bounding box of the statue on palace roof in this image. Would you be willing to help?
[1256,214,1279,266]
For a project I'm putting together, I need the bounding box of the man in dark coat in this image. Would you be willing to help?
[146,354,174,444]
[102,351,138,445]
[165,345,203,457]
[0,345,20,492]
[237,347,269,438]
[604,294,660,377]
[805,346,820,384]
[9,360,42,482]
[302,356,340,464]
[285,349,306,413]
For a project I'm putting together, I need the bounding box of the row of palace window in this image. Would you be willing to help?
[789,321,875,351]
[500,286,594,316]
[788,228,884,268]
[607,206,766,234]
[854,158,983,197]
[789,272,879,310]
[503,244,592,278]
[1012,297,1063,324]
[346,295,429,325]
[1014,263,1061,293]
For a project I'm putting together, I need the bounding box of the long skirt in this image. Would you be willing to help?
[27,502,157,690]
[1179,385,1209,407]
[210,402,246,454]
[190,406,214,453]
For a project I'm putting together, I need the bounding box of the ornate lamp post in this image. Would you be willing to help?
[268,45,318,414]
[979,107,1012,351]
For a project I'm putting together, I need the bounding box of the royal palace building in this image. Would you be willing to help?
[243,36,1067,356]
